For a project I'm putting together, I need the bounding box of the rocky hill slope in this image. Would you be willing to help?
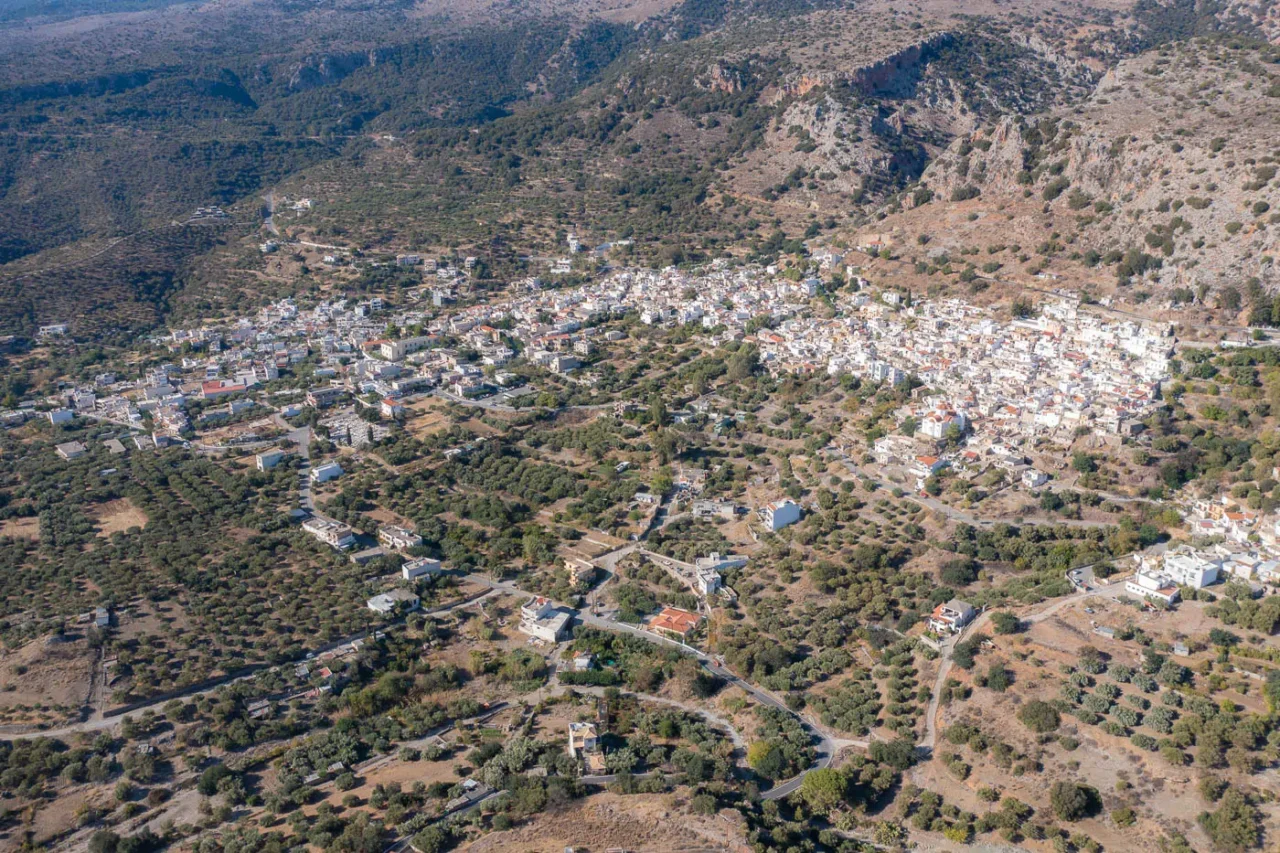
[887,39,1280,301]
[2,0,1279,338]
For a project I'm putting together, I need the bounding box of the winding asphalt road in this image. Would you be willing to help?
[462,570,840,800]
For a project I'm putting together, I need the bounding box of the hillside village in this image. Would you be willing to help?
[22,257,1258,629]
[6,0,1280,848]
[20,255,1280,664]
[13,260,1172,452]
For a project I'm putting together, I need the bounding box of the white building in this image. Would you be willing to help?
[367,588,421,615]
[548,355,580,374]
[1125,571,1180,605]
[695,552,748,573]
[256,449,287,471]
[760,499,802,532]
[380,336,433,362]
[519,596,572,642]
[567,721,599,757]
[694,570,722,595]
[1022,468,1049,488]
[302,517,356,550]
[920,409,967,440]
[1161,552,1221,589]
[47,408,74,425]
[379,525,423,551]
[56,441,87,460]
[692,500,737,520]
[310,462,344,483]
[909,455,947,479]
[928,599,976,634]
[402,557,443,581]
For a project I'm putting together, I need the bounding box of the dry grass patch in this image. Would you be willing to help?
[91,497,148,537]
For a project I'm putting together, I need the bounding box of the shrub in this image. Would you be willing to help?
[1113,707,1140,728]
[747,741,786,779]
[1145,706,1176,733]
[952,637,982,670]
[1043,177,1070,201]
[991,612,1021,634]
[1018,701,1061,733]
[1199,777,1228,803]
[1130,733,1157,751]
[196,764,232,797]
[799,768,847,814]
[870,738,917,771]
[985,663,1013,693]
[940,558,979,586]
[412,826,454,853]
[1198,789,1261,853]
[1109,664,1134,682]
[1101,721,1127,737]
[1050,781,1100,821]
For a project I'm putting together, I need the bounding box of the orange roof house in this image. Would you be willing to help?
[649,607,701,638]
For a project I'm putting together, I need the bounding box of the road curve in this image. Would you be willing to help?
[463,571,837,800]
[919,563,1141,753]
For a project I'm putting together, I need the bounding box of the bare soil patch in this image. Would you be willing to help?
[0,515,39,540]
[90,497,148,537]
[460,791,751,853]
[0,633,93,723]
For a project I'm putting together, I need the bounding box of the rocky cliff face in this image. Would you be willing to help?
[909,41,1280,294]
[724,25,1094,211]
[287,49,391,92]
[845,31,954,98]
[764,32,954,101]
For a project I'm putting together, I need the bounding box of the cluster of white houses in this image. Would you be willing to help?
[401,266,1171,449]
[1125,548,1222,605]
[1124,535,1280,606]
[1115,494,1280,606]
[28,261,1168,494]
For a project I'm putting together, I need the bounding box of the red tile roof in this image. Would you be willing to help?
[650,607,700,637]
[202,380,247,397]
